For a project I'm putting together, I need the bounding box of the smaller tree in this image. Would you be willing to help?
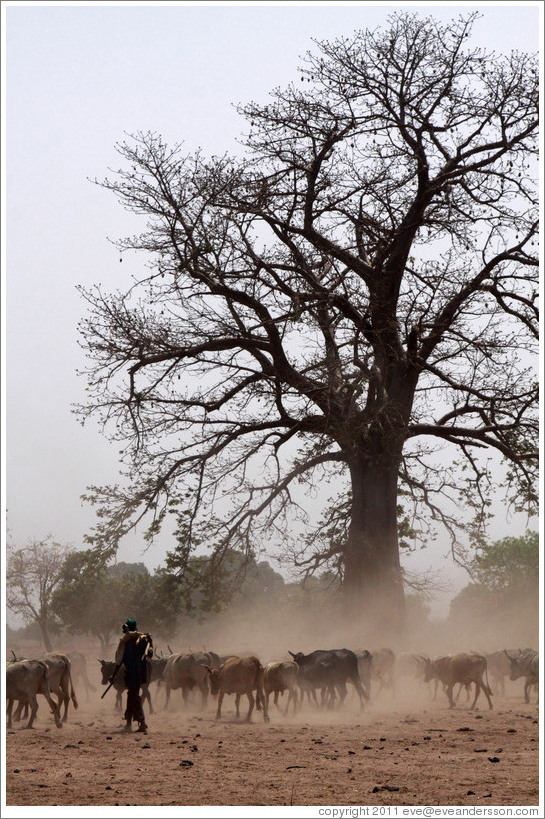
[471,530,538,598]
[449,530,538,645]
[6,536,73,652]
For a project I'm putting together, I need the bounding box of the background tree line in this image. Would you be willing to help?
[7,529,538,655]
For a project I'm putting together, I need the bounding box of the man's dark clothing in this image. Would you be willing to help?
[118,633,149,689]
[125,687,145,725]
[114,631,152,729]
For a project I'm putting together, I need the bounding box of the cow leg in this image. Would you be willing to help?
[292,686,299,714]
[61,687,70,722]
[164,684,171,710]
[41,687,63,728]
[469,683,478,709]
[286,687,297,715]
[349,674,366,709]
[234,693,241,719]
[215,691,224,720]
[446,684,456,708]
[13,701,23,722]
[25,696,39,729]
[273,691,279,708]
[142,684,152,714]
[259,687,270,723]
[326,685,336,710]
[7,699,14,729]
[524,680,530,704]
[115,691,123,711]
[245,690,255,722]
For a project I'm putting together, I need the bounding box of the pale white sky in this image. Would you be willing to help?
[3,1,541,619]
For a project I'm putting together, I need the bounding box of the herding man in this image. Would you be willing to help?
[109,618,153,734]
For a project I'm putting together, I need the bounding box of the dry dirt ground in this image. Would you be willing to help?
[5,682,539,808]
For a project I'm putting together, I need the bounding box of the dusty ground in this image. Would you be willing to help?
[5,682,539,808]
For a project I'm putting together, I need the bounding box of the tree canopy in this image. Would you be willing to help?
[78,12,538,632]
[53,553,183,651]
[448,530,538,645]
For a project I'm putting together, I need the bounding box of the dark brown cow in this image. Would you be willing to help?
[206,656,269,722]
[422,653,493,710]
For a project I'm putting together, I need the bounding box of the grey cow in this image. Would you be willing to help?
[504,649,539,703]
[7,659,62,729]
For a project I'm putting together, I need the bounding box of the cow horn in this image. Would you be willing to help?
[167,644,174,655]
[11,649,18,661]
[504,650,514,660]
[288,651,295,658]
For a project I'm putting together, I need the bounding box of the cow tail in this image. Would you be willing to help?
[68,667,79,710]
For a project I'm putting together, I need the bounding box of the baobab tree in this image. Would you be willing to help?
[79,13,538,635]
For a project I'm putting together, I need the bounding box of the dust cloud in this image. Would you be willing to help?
[7,583,538,709]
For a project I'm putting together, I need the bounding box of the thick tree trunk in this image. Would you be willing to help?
[343,452,406,643]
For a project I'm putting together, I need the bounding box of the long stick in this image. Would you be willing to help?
[101,679,117,699]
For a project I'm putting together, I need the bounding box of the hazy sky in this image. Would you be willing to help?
[3,1,541,617]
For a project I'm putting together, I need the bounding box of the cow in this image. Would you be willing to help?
[421,653,493,710]
[289,649,367,709]
[6,659,62,729]
[263,661,299,714]
[409,653,471,702]
[20,653,78,723]
[205,655,269,722]
[486,649,520,696]
[504,649,539,703]
[67,651,96,700]
[163,651,220,710]
[370,648,396,697]
[99,656,166,713]
[354,650,372,700]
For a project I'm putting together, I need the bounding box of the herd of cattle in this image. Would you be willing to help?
[6,645,539,730]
